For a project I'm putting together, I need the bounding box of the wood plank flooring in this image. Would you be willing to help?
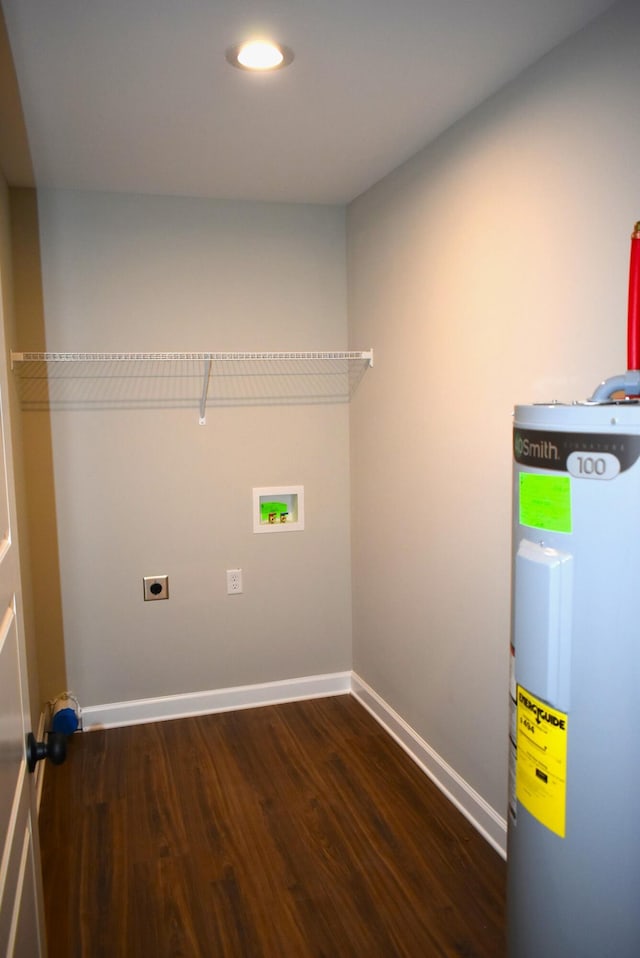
[39,694,505,957]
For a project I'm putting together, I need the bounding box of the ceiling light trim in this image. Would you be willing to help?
[225,40,294,72]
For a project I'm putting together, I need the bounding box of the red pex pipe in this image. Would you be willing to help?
[627,221,640,370]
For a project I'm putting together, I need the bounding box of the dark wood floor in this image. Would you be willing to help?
[39,694,505,957]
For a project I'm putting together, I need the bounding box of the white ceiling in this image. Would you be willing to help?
[1,0,616,205]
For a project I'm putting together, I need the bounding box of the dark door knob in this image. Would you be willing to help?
[26,731,67,773]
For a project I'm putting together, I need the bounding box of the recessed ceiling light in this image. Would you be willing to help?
[226,40,294,72]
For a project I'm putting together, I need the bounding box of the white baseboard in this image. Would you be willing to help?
[351,672,507,859]
[82,671,352,731]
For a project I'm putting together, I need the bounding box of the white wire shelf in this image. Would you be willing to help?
[10,350,374,423]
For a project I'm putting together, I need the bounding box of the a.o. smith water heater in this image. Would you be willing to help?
[507,226,640,957]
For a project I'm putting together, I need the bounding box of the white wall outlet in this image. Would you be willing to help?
[226,568,243,594]
[143,575,169,601]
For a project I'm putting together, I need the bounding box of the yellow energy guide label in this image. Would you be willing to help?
[516,685,568,838]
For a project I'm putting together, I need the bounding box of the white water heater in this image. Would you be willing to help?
[508,400,640,957]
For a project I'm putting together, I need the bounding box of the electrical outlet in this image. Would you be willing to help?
[226,568,243,594]
[143,575,169,601]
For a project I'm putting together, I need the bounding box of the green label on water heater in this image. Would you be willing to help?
[519,473,572,533]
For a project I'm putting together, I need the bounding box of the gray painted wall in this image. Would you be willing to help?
[17,190,352,706]
[347,0,639,816]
